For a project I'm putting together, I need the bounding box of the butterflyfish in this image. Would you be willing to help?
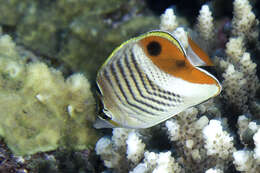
[94,30,221,129]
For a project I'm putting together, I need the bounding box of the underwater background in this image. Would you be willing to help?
[0,0,259,172]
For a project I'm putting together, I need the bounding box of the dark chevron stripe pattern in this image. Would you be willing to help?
[98,43,182,120]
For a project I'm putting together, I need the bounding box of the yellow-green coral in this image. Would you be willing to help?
[0,0,160,81]
[0,34,99,156]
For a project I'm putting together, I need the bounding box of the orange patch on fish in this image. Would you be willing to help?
[139,35,217,85]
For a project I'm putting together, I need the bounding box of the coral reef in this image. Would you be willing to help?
[0,0,159,81]
[231,0,258,39]
[96,105,234,172]
[0,31,99,156]
[0,0,259,172]
[96,0,260,172]
[219,35,259,113]
[216,0,259,115]
[0,140,99,173]
[95,128,183,173]
[233,115,260,172]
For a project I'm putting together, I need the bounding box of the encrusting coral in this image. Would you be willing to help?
[0,0,160,81]
[96,0,260,172]
[0,30,99,156]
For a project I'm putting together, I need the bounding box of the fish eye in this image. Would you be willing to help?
[147,41,162,56]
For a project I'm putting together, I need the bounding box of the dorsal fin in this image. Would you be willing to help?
[187,36,213,66]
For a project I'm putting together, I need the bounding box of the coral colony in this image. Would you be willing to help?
[0,0,259,172]
[95,0,260,172]
[0,32,99,156]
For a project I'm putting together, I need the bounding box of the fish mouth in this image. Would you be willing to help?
[196,66,222,96]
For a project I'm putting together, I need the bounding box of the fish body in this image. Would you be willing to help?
[95,31,221,128]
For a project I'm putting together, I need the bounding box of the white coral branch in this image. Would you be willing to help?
[197,5,214,41]
[160,8,179,32]
[203,120,234,159]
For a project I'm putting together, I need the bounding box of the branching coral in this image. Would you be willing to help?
[96,128,183,173]
[0,32,99,155]
[96,0,260,172]
[95,128,144,172]
[232,0,258,39]
[253,129,260,162]
[214,0,259,115]
[233,115,260,172]
[96,105,235,172]
[233,150,255,172]
[203,120,234,159]
[205,168,224,173]
[159,8,178,32]
[196,5,214,42]
[165,106,234,172]
[219,35,259,113]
